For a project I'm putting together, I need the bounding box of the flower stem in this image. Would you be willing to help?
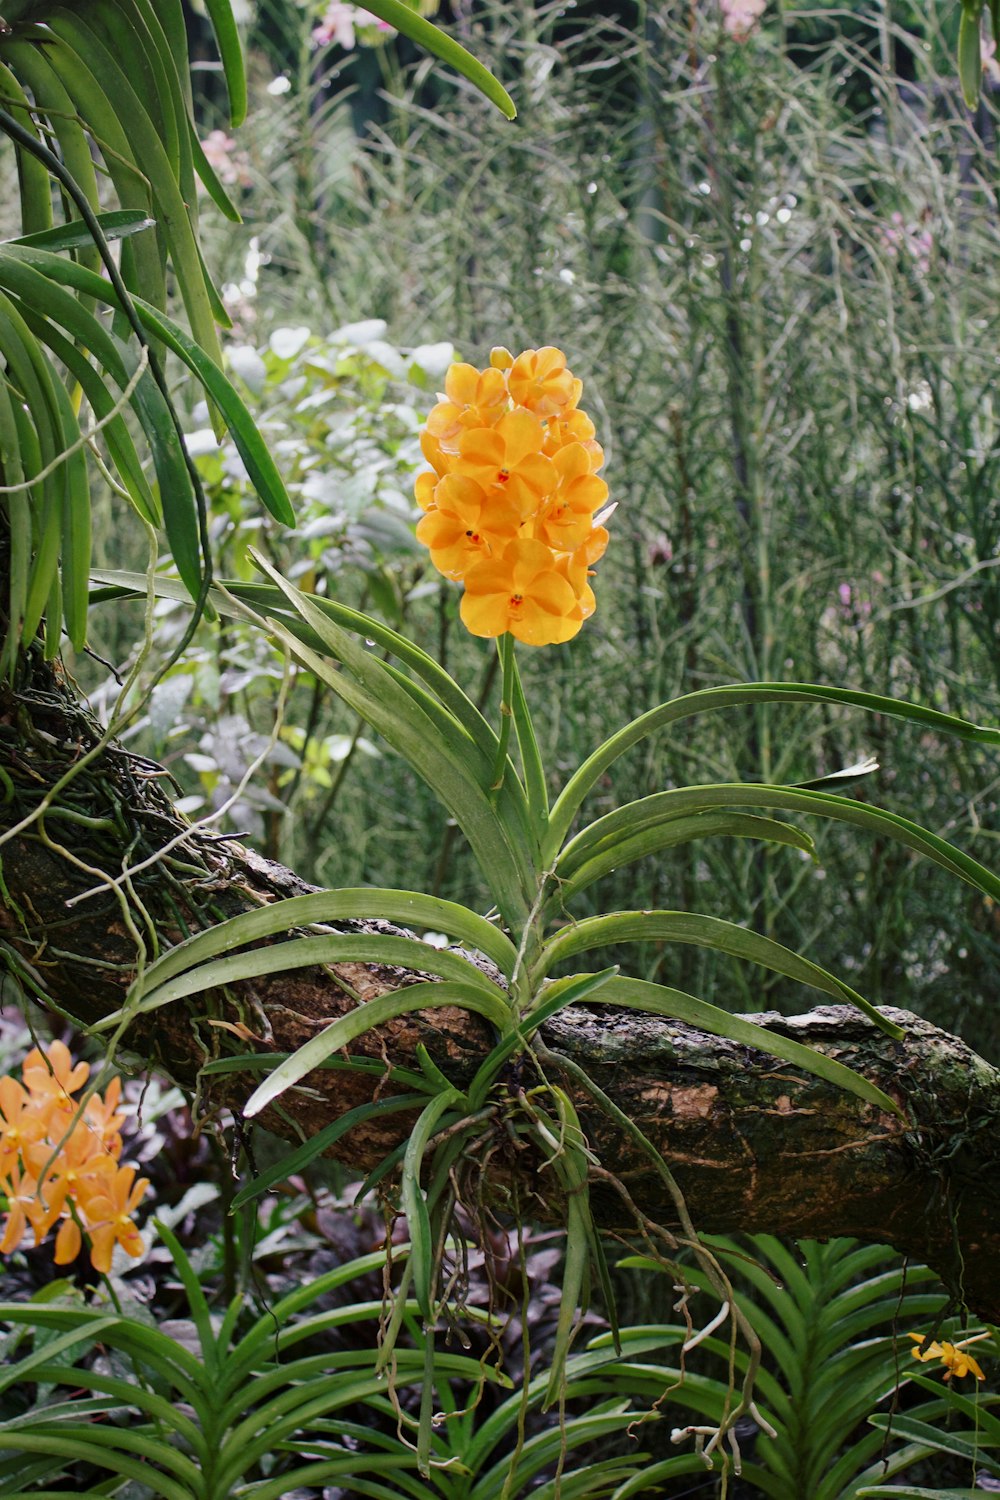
[490,634,516,798]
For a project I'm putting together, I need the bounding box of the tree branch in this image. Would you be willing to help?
[2,652,998,1319]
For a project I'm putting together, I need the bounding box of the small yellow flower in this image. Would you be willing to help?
[908,1332,987,1382]
[460,538,584,647]
[425,362,508,449]
[80,1165,150,1274]
[532,443,609,552]
[415,474,521,581]
[507,346,581,417]
[453,411,557,521]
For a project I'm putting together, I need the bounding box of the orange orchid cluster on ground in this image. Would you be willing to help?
[0,1040,148,1275]
[415,346,611,646]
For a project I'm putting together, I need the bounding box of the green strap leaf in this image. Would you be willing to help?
[6,209,156,253]
[0,249,202,591]
[1,244,294,527]
[47,6,223,366]
[98,571,504,759]
[350,0,515,119]
[538,1090,592,1409]
[544,683,1000,861]
[127,886,517,992]
[187,118,242,222]
[587,975,902,1114]
[553,811,816,907]
[555,782,1000,906]
[0,373,28,676]
[0,292,63,646]
[1,37,104,284]
[0,1316,120,1397]
[403,1089,463,1323]
[241,979,507,1120]
[36,23,167,310]
[535,909,899,1035]
[958,1,984,108]
[0,61,54,235]
[18,305,158,525]
[230,1093,427,1209]
[249,553,535,925]
[103,934,509,1033]
[203,0,248,126]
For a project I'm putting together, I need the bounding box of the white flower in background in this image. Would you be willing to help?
[720,0,766,39]
[312,2,394,49]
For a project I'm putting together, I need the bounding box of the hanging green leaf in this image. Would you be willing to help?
[554,782,1000,905]
[958,1,984,108]
[128,886,517,991]
[347,0,515,119]
[6,208,156,253]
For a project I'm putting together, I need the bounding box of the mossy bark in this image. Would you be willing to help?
[2,652,999,1320]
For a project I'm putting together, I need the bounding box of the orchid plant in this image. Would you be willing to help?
[95,345,1000,1474]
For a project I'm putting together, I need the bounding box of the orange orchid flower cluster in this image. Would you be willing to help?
[415,346,611,646]
[0,1041,149,1275]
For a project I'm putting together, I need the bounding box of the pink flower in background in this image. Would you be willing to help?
[720,0,766,39]
[837,582,872,622]
[312,2,394,49]
[878,211,933,275]
[200,130,252,189]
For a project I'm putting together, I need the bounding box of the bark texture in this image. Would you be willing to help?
[2,653,999,1319]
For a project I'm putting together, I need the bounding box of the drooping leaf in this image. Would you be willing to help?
[240,979,508,1120]
[555,783,1000,906]
[0,246,294,529]
[345,0,515,119]
[6,208,156,253]
[583,974,901,1113]
[125,886,517,989]
[535,909,896,1034]
[544,684,1000,861]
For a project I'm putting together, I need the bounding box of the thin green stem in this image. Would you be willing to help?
[509,650,549,840]
[489,633,516,798]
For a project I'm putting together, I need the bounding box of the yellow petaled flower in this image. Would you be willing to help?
[507,346,581,417]
[425,362,508,450]
[908,1333,987,1381]
[80,1165,151,1275]
[0,1042,147,1275]
[415,474,521,580]
[460,538,584,647]
[532,443,609,552]
[415,345,611,645]
[454,411,557,520]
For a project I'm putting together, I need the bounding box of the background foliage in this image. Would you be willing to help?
[1,0,999,1494]
[88,0,1000,1055]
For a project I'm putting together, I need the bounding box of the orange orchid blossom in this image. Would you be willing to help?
[0,1042,148,1276]
[415,346,610,647]
[461,538,585,647]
